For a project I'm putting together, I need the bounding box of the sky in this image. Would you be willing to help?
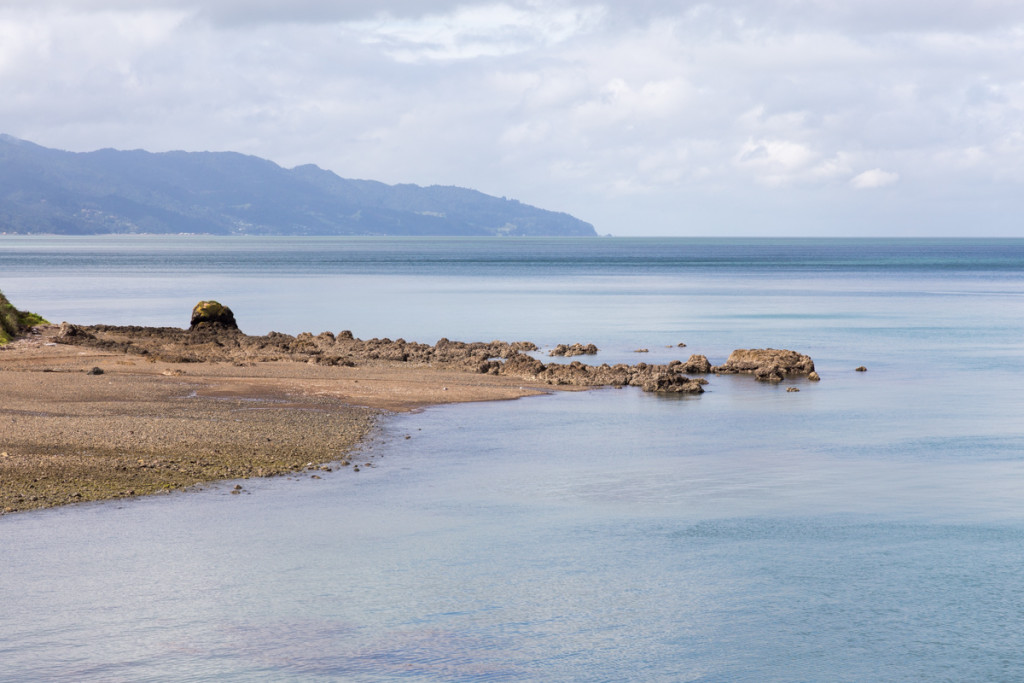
[1,0,1023,236]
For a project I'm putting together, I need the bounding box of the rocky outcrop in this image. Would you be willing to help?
[56,321,95,341]
[549,343,598,357]
[639,372,707,394]
[678,354,712,374]
[53,325,705,394]
[189,301,238,331]
[713,348,816,382]
[499,355,705,394]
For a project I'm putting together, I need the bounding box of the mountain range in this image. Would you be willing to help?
[0,135,595,237]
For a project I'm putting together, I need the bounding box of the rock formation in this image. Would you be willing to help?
[678,354,712,374]
[50,307,816,397]
[189,301,238,331]
[57,321,94,341]
[712,348,816,382]
[549,343,598,357]
[52,325,706,394]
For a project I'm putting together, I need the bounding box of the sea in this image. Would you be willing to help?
[1,236,1023,682]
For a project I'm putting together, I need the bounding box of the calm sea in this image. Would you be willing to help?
[2,236,1024,681]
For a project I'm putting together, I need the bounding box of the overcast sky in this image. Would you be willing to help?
[2,0,1023,236]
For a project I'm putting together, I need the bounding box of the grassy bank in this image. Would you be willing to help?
[0,290,48,345]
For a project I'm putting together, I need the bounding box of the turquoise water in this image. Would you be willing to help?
[2,237,1024,681]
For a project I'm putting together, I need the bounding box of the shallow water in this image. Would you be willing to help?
[2,237,1024,681]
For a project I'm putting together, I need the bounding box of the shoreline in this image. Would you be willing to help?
[1,323,814,515]
[0,325,562,515]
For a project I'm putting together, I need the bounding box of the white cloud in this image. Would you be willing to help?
[2,1,1024,234]
[850,168,900,189]
[351,3,606,62]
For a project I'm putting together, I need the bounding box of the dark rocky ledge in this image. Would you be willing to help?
[54,324,708,394]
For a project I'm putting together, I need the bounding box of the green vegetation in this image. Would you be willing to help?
[0,290,48,345]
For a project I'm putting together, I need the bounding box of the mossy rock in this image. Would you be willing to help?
[189,300,238,331]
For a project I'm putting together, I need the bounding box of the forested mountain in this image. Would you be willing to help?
[0,135,596,237]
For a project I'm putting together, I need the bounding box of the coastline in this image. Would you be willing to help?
[1,321,808,515]
[0,325,558,514]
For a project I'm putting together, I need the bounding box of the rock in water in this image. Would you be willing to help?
[640,373,706,394]
[680,354,712,374]
[713,348,816,381]
[549,343,599,357]
[189,301,238,331]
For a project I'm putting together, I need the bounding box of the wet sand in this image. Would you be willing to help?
[0,326,555,514]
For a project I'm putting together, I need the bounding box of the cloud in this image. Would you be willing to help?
[850,168,900,189]
[0,0,469,24]
[354,3,605,62]
[1,0,1024,235]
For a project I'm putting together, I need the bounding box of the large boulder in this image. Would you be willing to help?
[713,348,815,381]
[189,301,238,331]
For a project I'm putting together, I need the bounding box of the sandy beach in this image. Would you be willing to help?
[0,325,556,514]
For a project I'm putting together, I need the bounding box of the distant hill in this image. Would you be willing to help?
[0,135,596,237]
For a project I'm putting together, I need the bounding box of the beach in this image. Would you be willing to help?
[0,324,555,513]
